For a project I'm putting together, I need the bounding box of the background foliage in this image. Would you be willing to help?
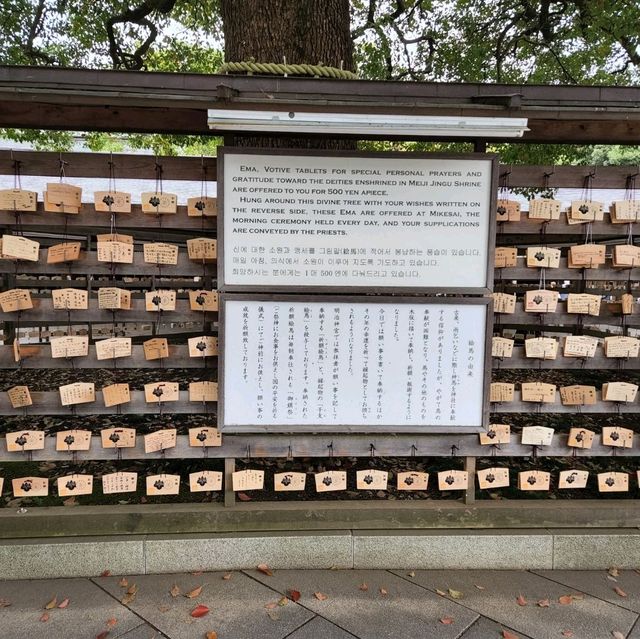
[2,0,640,161]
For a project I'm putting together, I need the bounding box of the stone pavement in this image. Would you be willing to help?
[0,568,638,639]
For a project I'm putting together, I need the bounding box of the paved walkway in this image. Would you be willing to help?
[0,569,638,638]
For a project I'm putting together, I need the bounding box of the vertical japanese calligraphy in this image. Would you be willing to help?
[222,297,488,430]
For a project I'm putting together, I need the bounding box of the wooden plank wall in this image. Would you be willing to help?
[0,151,639,506]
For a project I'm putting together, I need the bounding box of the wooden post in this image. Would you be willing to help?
[464,456,476,505]
[224,457,236,507]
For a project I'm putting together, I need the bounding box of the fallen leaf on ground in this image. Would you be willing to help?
[608,567,620,577]
[314,592,328,601]
[190,604,209,618]
[448,588,464,599]
[44,597,57,610]
[121,592,136,606]
[613,586,627,598]
[106,618,117,628]
[379,588,388,596]
[277,596,288,607]
[0,599,10,607]
[558,595,573,605]
[358,583,368,592]
[58,598,69,609]
[475,584,485,590]
[206,632,218,639]
[561,630,574,638]
[100,570,111,577]
[185,585,203,599]
[502,631,520,639]
[40,612,49,622]
[516,594,527,606]
[439,616,454,625]
[222,573,232,581]
[607,575,618,582]
[436,589,447,597]
[237,492,252,501]
[407,571,415,577]
[537,598,550,607]
[257,563,273,576]
[118,577,128,588]
[612,631,625,639]
[264,601,279,610]
[266,609,280,621]
[288,589,301,601]
[96,632,110,639]
[170,584,181,598]
[126,584,138,595]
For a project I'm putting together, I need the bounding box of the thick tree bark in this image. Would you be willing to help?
[220,0,355,149]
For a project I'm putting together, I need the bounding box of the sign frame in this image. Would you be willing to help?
[218,293,493,434]
[218,147,498,294]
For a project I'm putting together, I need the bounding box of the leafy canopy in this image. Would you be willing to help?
[2,0,640,161]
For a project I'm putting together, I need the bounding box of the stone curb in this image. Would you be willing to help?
[0,529,637,579]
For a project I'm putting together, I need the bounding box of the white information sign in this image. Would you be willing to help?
[221,297,489,431]
[221,149,495,291]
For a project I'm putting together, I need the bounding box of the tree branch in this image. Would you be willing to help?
[106,0,178,70]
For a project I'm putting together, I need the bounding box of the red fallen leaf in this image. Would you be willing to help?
[190,604,209,618]
[106,618,117,628]
[559,595,573,605]
[96,632,110,639]
[40,612,50,622]
[100,570,111,577]
[537,598,550,607]
[288,589,301,602]
[237,492,252,501]
[502,631,520,639]
[206,633,218,639]
[58,598,70,609]
[358,583,369,592]
[561,631,574,638]
[257,564,273,577]
[379,588,388,596]
[516,594,527,606]
[314,592,328,601]
[614,586,628,597]
[118,577,128,588]
[440,616,455,625]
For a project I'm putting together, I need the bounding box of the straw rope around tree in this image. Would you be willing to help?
[217,61,358,79]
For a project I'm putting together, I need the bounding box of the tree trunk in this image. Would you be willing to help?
[220,0,355,149]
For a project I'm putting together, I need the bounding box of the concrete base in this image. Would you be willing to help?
[1,528,639,579]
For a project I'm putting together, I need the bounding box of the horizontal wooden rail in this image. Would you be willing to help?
[0,390,215,415]
[498,261,638,281]
[0,250,215,277]
[0,205,215,232]
[493,347,640,370]
[0,432,635,462]
[0,298,217,323]
[0,151,217,180]
[0,344,216,369]
[492,390,638,414]
[496,303,634,328]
